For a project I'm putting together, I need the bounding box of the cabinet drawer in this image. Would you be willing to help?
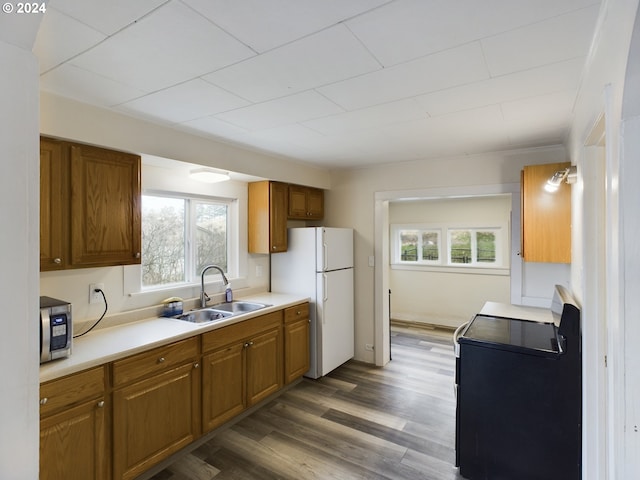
[202,311,283,353]
[112,338,199,388]
[40,366,105,417]
[284,303,309,324]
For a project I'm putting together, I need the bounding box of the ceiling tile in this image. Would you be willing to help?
[214,91,344,131]
[183,0,392,53]
[202,25,381,103]
[482,5,600,76]
[49,0,169,36]
[33,7,106,72]
[69,1,255,92]
[40,63,147,106]
[117,79,250,124]
[416,57,584,116]
[347,0,599,66]
[178,116,250,140]
[317,42,490,111]
[302,98,428,136]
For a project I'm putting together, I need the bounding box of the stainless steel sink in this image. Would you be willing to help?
[175,308,233,324]
[209,301,270,314]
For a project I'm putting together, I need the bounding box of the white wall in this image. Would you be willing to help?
[565,0,640,478]
[0,24,41,480]
[389,196,512,328]
[325,146,569,363]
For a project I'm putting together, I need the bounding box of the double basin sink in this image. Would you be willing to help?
[174,301,270,324]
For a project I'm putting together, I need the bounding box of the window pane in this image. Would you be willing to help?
[422,231,439,261]
[476,231,496,263]
[400,230,419,261]
[142,196,185,286]
[196,202,228,274]
[450,230,471,263]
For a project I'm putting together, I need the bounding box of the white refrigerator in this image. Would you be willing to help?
[271,227,354,379]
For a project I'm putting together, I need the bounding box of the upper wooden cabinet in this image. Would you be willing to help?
[248,181,288,253]
[40,138,69,271]
[40,137,142,270]
[521,162,572,263]
[288,185,324,220]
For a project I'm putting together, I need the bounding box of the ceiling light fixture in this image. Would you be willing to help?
[544,165,577,193]
[189,167,230,183]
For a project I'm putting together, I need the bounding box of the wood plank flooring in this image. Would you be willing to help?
[146,324,464,480]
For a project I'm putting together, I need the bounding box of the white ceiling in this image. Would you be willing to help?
[35,0,602,169]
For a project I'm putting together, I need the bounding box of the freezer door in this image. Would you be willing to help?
[316,268,354,376]
[316,228,354,271]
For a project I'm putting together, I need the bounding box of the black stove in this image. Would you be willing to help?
[455,285,581,480]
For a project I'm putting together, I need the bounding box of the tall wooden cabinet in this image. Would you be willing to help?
[40,137,141,271]
[521,162,572,263]
[39,367,108,480]
[248,181,288,253]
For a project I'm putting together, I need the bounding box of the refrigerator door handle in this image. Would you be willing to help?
[323,273,328,318]
[323,242,328,271]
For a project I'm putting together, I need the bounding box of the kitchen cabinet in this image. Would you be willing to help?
[248,181,288,253]
[521,162,572,263]
[201,310,283,432]
[283,302,310,383]
[40,366,108,480]
[40,138,69,271]
[39,137,142,270]
[112,338,200,480]
[288,185,324,220]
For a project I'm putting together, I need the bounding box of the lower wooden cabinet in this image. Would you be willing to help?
[112,339,200,480]
[40,302,309,480]
[39,366,108,480]
[284,303,310,383]
[202,310,284,432]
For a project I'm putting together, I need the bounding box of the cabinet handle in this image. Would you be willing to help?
[296,310,301,315]
[97,400,105,408]
[194,363,200,369]
[158,357,165,363]
[134,252,141,259]
[40,398,48,405]
[272,246,277,250]
[53,258,62,264]
[248,341,254,346]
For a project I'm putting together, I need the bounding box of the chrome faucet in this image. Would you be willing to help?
[200,264,229,308]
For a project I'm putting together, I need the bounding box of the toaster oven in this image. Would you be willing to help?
[40,296,72,363]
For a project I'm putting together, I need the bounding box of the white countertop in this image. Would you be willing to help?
[479,301,556,324]
[40,292,309,383]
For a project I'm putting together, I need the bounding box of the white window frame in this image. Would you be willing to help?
[125,190,239,295]
[391,223,509,275]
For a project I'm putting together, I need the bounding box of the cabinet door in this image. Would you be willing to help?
[70,143,141,267]
[284,318,310,383]
[246,327,283,406]
[40,398,108,480]
[269,182,288,252]
[202,342,245,432]
[306,187,324,219]
[40,138,68,271]
[112,363,199,480]
[522,162,571,263]
[288,185,309,219]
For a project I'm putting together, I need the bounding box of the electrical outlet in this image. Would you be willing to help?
[365,343,374,351]
[89,283,104,304]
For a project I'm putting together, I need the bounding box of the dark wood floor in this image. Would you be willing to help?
[147,324,464,480]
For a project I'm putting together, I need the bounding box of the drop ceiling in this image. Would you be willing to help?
[35,0,602,169]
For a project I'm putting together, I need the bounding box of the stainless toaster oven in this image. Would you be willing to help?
[40,296,72,363]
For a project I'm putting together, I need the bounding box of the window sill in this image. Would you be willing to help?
[390,263,509,276]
